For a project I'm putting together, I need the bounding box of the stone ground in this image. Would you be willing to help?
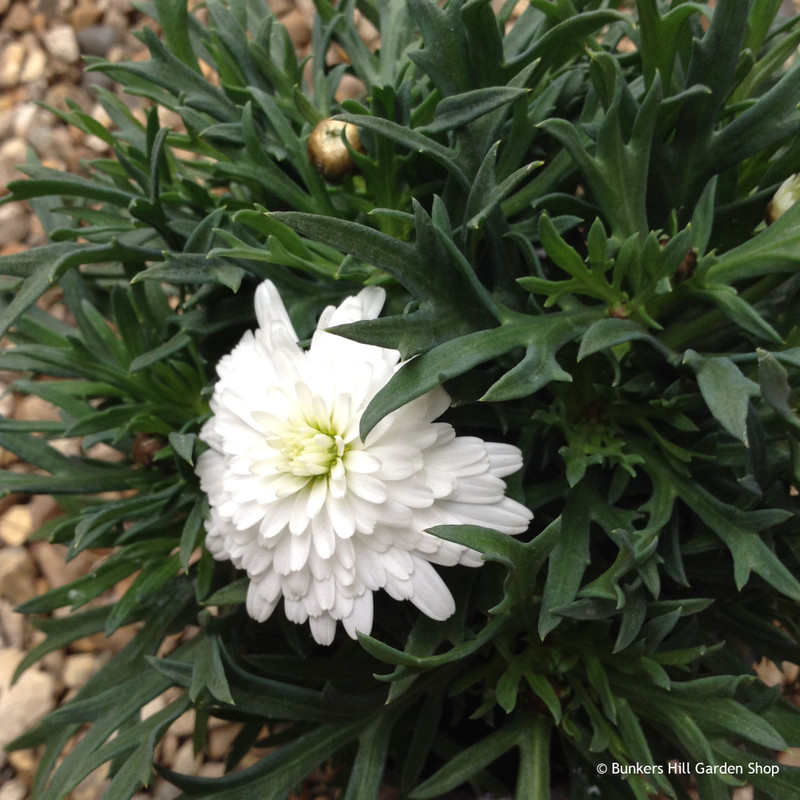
[1,1,800,799]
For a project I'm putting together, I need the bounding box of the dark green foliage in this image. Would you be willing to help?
[1,0,799,798]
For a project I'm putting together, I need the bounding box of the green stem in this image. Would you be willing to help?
[515,713,552,800]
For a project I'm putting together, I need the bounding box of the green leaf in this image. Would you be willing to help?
[683,350,759,443]
[153,0,201,72]
[704,199,800,284]
[12,606,112,684]
[104,555,182,635]
[334,114,469,188]
[161,720,364,799]
[432,520,558,618]
[132,254,244,291]
[633,444,800,599]
[271,212,443,303]
[128,331,192,373]
[201,578,248,607]
[360,309,599,438]
[409,716,525,799]
[0,430,144,497]
[342,714,395,800]
[578,318,677,363]
[539,485,598,637]
[405,0,472,96]
[190,631,235,705]
[758,348,800,432]
[423,87,528,134]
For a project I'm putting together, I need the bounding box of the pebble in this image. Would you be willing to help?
[77,25,119,57]
[0,648,57,767]
[0,202,30,248]
[11,101,38,139]
[754,656,785,688]
[31,542,99,591]
[71,766,109,800]
[0,503,33,546]
[0,108,15,141]
[208,723,241,759]
[779,747,800,767]
[0,42,26,88]
[62,652,104,689]
[71,0,104,30]
[0,779,27,800]
[0,546,37,604]
[20,45,48,84]
[3,4,33,34]
[0,137,26,191]
[0,598,27,649]
[280,9,311,48]
[43,79,93,111]
[15,393,63,423]
[43,24,82,64]
[28,493,61,530]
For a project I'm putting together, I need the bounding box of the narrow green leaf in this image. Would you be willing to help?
[409,717,525,799]
[191,633,235,705]
[153,0,201,71]
[423,87,527,134]
[683,350,759,443]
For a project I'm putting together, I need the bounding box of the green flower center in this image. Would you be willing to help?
[280,425,346,478]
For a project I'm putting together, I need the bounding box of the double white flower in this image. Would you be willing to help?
[196,281,532,645]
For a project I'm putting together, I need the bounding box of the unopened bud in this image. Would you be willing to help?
[766,174,800,223]
[307,119,362,181]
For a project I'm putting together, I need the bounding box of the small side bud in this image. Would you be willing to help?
[132,433,165,467]
[607,303,629,319]
[672,250,697,285]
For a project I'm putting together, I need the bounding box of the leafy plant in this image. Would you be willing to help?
[1,0,799,798]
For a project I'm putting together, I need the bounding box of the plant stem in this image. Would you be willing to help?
[515,713,552,800]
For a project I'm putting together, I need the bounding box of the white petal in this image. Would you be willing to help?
[311,513,336,559]
[382,547,414,580]
[258,499,293,539]
[485,442,524,477]
[282,569,307,597]
[385,478,434,508]
[243,544,272,576]
[369,445,424,480]
[246,580,280,623]
[285,597,308,623]
[437,496,532,534]
[343,449,381,474]
[347,473,388,504]
[255,280,299,341]
[309,613,337,645]
[342,591,373,638]
[325,495,357,538]
[408,557,455,621]
[289,529,312,571]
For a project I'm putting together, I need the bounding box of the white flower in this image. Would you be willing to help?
[196,281,532,645]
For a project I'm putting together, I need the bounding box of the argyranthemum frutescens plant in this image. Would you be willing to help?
[1,0,800,798]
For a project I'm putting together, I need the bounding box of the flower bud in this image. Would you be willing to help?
[766,173,800,223]
[307,119,362,181]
